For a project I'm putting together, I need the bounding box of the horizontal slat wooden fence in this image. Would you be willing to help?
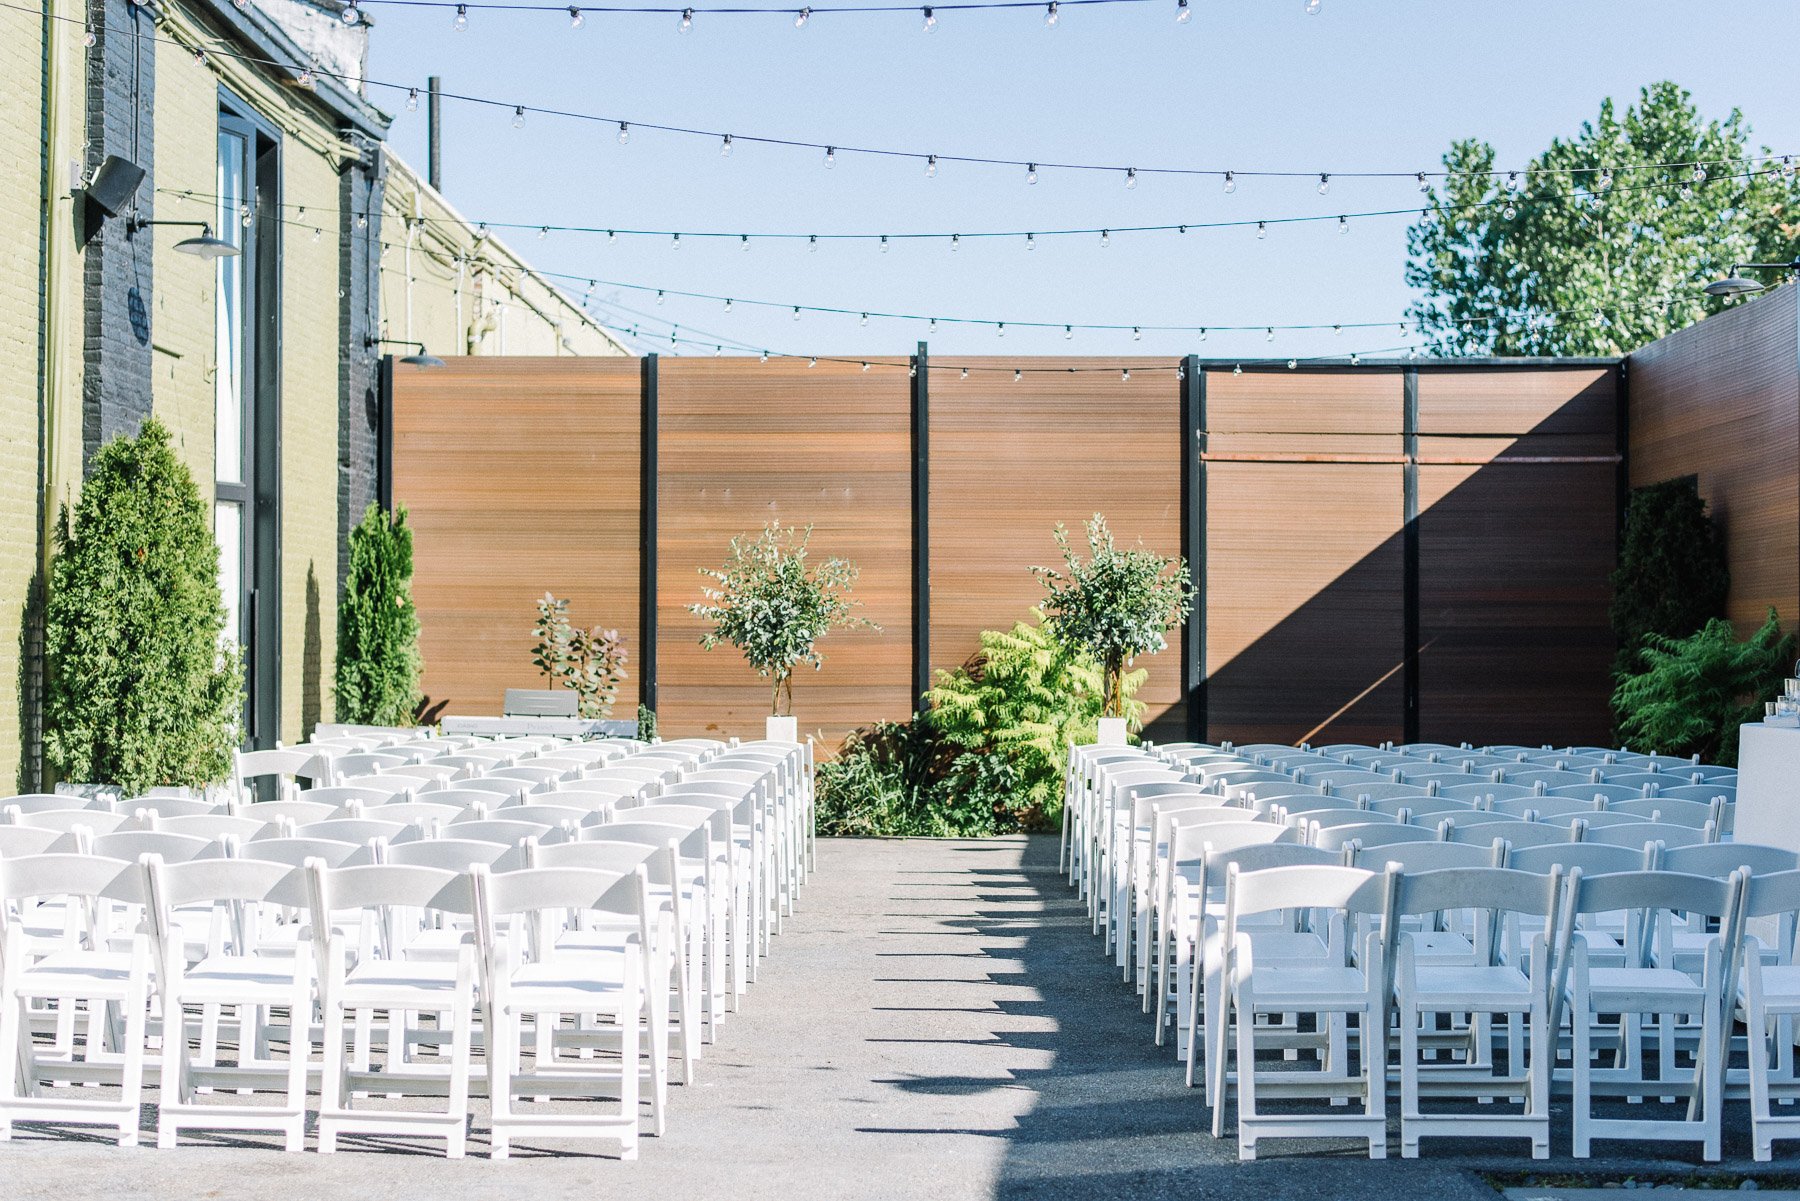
[389,354,1625,749]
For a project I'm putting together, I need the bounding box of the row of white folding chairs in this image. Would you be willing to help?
[0,787,788,1156]
[1168,852,1800,1162]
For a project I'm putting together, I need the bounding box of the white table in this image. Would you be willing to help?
[1734,722,1800,853]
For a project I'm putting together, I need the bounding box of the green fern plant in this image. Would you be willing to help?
[927,610,1143,830]
[1612,609,1794,767]
[44,418,243,791]
[334,503,423,726]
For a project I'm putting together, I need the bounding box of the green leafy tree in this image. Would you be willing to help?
[530,593,628,718]
[691,523,875,716]
[1611,477,1728,682]
[1406,81,1800,356]
[334,503,423,726]
[1612,609,1794,766]
[1032,515,1193,721]
[928,610,1143,831]
[44,418,243,791]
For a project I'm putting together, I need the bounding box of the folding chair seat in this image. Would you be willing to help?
[1114,782,1217,968]
[1212,863,1390,1159]
[306,862,478,1157]
[141,855,314,1150]
[1137,801,1256,1009]
[1386,866,1563,1158]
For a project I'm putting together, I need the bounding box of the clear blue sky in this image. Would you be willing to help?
[363,0,1800,363]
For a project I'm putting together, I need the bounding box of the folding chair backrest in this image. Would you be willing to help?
[409,788,497,811]
[492,802,591,829]
[440,819,554,847]
[1349,839,1497,872]
[1536,809,1640,829]
[1436,781,1537,804]
[141,854,307,949]
[330,774,416,799]
[1444,818,1571,848]
[1546,782,1650,804]
[587,819,706,860]
[292,818,414,846]
[1200,839,1333,889]
[0,853,139,904]
[1226,863,1386,925]
[1388,864,1560,922]
[234,836,361,868]
[1289,807,1398,832]
[241,799,336,826]
[347,801,459,829]
[528,788,619,814]
[529,839,658,876]
[1335,782,1431,803]
[1507,841,1649,876]
[1651,783,1735,805]
[1661,841,1800,879]
[2,793,106,815]
[1584,821,1711,850]
[553,779,655,803]
[0,824,68,857]
[1492,794,1596,820]
[91,830,219,864]
[1314,823,1438,854]
[484,766,571,787]
[7,807,130,835]
[454,778,535,799]
[375,837,526,873]
[1604,798,1717,827]
[1501,768,1592,788]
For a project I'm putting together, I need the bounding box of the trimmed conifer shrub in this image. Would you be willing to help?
[334,502,424,726]
[1611,476,1728,679]
[44,418,243,791]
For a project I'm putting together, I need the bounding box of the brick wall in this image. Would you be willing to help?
[0,5,47,789]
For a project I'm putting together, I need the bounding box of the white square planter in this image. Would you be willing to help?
[1096,717,1129,746]
[765,715,799,743]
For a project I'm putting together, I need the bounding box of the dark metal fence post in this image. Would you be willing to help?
[640,354,659,716]
[911,342,930,709]
[1403,367,1420,746]
[1182,355,1206,743]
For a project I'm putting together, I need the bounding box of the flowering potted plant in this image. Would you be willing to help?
[691,523,875,741]
[1033,514,1195,745]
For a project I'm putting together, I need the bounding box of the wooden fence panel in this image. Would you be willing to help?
[389,357,642,717]
[927,358,1186,734]
[655,358,914,745]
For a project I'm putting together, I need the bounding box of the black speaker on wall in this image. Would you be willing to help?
[86,155,145,217]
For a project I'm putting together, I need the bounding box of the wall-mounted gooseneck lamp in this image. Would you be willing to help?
[1701,257,1800,298]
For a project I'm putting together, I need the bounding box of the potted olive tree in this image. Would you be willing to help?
[691,523,873,741]
[1033,514,1195,745]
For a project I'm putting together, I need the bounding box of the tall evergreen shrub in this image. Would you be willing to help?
[334,502,423,726]
[1611,476,1728,678]
[44,418,242,791]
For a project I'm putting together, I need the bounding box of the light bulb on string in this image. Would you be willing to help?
[1338,215,1348,234]
[928,318,938,333]
[861,362,871,373]
[607,230,616,244]
[960,367,969,380]
[1287,358,1298,369]
[1124,168,1137,190]
[452,4,467,30]
[1303,0,1320,12]
[1131,327,1141,341]
[406,88,419,111]
[678,7,693,32]
[1100,230,1110,248]
[793,306,802,321]
[1223,170,1236,194]
[512,106,526,129]
[909,364,917,379]
[1416,172,1429,193]
[1350,353,1360,366]
[1026,163,1037,185]
[617,122,630,145]
[809,234,818,252]
[879,235,889,253]
[1013,369,1022,382]
[720,134,732,156]
[921,6,936,31]
[296,68,316,89]
[1596,167,1613,192]
[1044,1,1058,26]
[671,233,681,250]
[723,298,733,313]
[1176,365,1186,381]
[794,5,809,26]
[1265,327,1274,342]
[740,235,751,252]
[1256,221,1266,240]
[1332,324,1341,336]
[655,290,665,305]
[1691,163,1707,183]
[537,226,547,240]
[1121,368,1130,382]
[997,323,1005,338]
[83,23,96,44]
[759,350,769,363]
[824,146,835,168]
[342,0,362,21]
[951,233,960,251]
[925,155,938,178]
[808,357,818,368]
[859,313,869,327]
[1232,363,1243,375]
[1175,0,1189,20]
[1198,328,1207,341]
[1317,173,1330,195]
[714,345,723,357]
[1026,233,1035,250]
[1063,326,1073,340]
[1679,182,1693,202]
[568,6,584,27]
[355,212,367,229]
